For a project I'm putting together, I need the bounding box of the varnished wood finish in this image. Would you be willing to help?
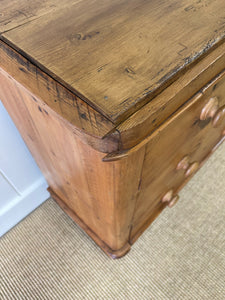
[0,0,76,33]
[1,63,225,256]
[162,191,180,208]
[1,0,225,122]
[1,15,225,151]
[0,40,119,153]
[117,42,225,150]
[200,97,219,121]
[1,1,225,258]
[129,70,225,241]
[212,106,225,128]
[48,188,131,259]
[177,156,199,177]
[0,67,145,256]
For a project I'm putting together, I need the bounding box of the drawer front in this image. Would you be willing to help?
[131,70,225,241]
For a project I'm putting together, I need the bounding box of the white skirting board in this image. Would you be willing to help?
[0,100,49,237]
[0,178,49,237]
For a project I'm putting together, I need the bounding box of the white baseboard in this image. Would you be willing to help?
[0,177,49,237]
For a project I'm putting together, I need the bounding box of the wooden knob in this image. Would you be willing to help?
[222,129,225,136]
[168,195,180,208]
[162,189,173,203]
[200,97,225,128]
[162,189,179,207]
[212,105,225,127]
[185,162,199,177]
[200,97,219,120]
[176,156,190,170]
[177,156,199,177]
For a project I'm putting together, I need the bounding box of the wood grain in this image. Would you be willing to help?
[48,188,131,259]
[0,67,145,254]
[130,70,225,240]
[0,0,78,33]
[1,0,225,122]
[1,0,225,258]
[116,42,225,150]
[1,52,225,258]
[0,40,120,153]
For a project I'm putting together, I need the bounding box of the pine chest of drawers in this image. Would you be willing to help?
[1,0,225,258]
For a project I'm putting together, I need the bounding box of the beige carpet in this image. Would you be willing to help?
[0,145,225,300]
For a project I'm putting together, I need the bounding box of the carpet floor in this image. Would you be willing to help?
[0,143,225,300]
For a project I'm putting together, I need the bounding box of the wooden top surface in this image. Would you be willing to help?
[1,0,225,124]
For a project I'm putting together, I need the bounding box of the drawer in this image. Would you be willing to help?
[131,70,225,241]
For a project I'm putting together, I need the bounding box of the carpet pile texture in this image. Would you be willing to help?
[0,143,225,299]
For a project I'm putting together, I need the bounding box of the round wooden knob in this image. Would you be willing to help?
[212,105,225,127]
[185,162,199,177]
[162,189,173,203]
[168,195,180,208]
[177,156,199,177]
[176,156,190,170]
[222,129,225,136]
[162,189,179,207]
[200,97,219,120]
